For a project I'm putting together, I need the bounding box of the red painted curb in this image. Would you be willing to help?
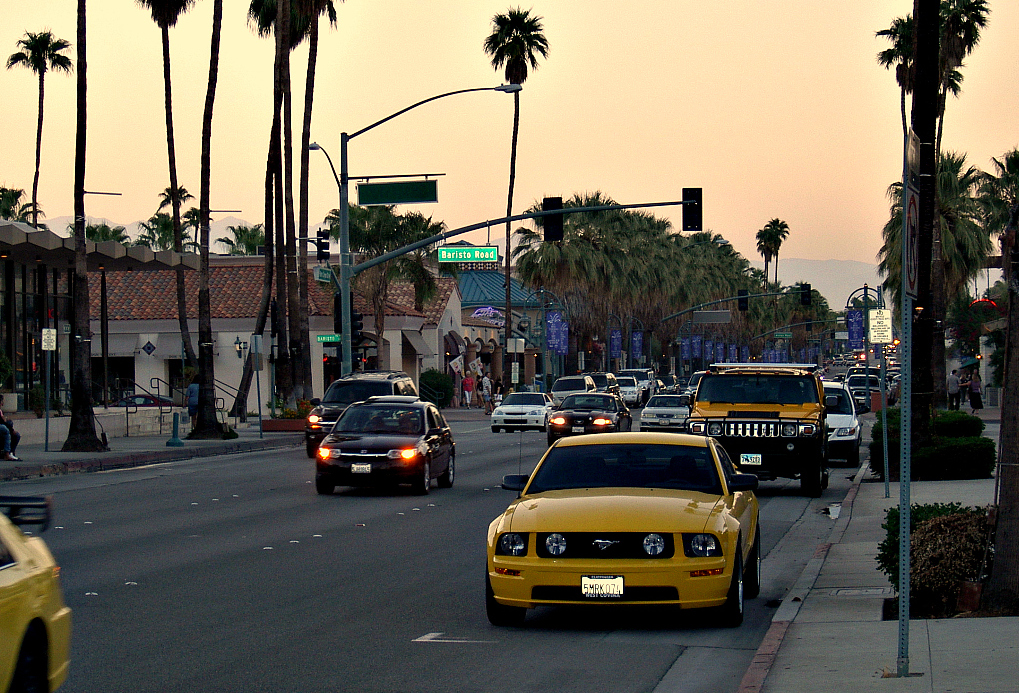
[737,620,790,693]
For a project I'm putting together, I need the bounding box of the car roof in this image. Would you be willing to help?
[359,396,423,405]
[552,431,709,448]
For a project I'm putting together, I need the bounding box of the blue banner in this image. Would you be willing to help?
[610,329,622,358]
[741,345,750,362]
[729,344,738,362]
[558,322,569,356]
[692,336,702,359]
[847,310,864,349]
[681,338,691,360]
[631,331,643,357]
[704,340,713,361]
[717,342,726,362]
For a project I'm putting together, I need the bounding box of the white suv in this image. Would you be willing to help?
[549,375,597,406]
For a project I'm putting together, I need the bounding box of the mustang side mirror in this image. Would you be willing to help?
[728,473,759,493]
[501,474,529,492]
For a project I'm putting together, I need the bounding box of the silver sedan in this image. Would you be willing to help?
[639,394,690,432]
[491,392,555,433]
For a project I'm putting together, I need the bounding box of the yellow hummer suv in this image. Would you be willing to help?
[686,363,830,496]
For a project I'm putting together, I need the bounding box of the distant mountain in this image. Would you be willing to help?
[750,258,886,309]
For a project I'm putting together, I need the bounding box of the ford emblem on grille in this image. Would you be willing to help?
[592,539,619,551]
[360,449,367,454]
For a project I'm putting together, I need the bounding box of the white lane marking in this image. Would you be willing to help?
[413,632,496,644]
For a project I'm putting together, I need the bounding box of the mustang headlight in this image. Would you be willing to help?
[643,533,666,556]
[592,417,611,426]
[545,533,567,556]
[551,416,567,425]
[496,532,528,557]
[682,533,723,557]
[707,422,723,436]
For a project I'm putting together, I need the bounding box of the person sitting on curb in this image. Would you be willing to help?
[0,407,21,461]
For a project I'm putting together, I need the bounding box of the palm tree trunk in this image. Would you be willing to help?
[774,252,780,286]
[504,90,520,386]
[192,0,223,438]
[32,70,44,228]
[63,0,104,451]
[297,17,319,397]
[281,0,303,402]
[160,24,198,371]
[985,212,1019,612]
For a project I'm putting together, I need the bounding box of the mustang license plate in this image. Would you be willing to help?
[740,453,763,466]
[351,463,371,474]
[572,426,586,433]
[582,575,623,598]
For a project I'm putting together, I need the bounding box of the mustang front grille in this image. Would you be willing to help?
[535,532,675,559]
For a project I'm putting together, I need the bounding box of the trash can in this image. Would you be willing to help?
[870,390,884,412]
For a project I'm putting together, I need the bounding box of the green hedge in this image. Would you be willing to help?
[869,408,993,481]
[877,502,980,586]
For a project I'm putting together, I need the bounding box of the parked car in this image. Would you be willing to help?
[639,394,690,432]
[491,392,555,433]
[547,392,632,447]
[615,376,642,406]
[313,396,454,495]
[1,496,72,693]
[487,433,761,627]
[549,375,597,406]
[113,393,174,408]
[823,383,862,466]
[305,371,418,458]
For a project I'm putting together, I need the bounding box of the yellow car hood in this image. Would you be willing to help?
[503,489,722,534]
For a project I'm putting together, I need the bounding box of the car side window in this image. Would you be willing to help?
[426,408,440,430]
[713,444,738,486]
[0,535,15,570]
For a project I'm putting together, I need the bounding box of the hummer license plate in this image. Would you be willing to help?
[740,453,763,466]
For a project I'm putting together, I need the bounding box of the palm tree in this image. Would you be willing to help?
[762,219,790,284]
[6,30,73,228]
[137,1,198,371]
[191,0,225,438]
[135,212,191,251]
[980,148,1019,238]
[64,0,105,451]
[937,0,990,154]
[0,186,43,223]
[84,222,130,244]
[876,15,914,139]
[216,223,265,255]
[484,7,549,382]
[755,227,775,287]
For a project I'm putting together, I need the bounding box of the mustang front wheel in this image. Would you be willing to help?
[720,551,745,627]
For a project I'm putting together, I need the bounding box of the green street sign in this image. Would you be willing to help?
[358,180,437,206]
[775,332,793,339]
[437,246,498,263]
[313,265,333,283]
[316,334,342,343]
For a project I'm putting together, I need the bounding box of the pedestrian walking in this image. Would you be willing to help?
[482,373,494,414]
[968,370,983,414]
[186,381,200,424]
[462,374,474,409]
[947,369,961,410]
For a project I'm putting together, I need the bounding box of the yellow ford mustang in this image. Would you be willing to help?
[486,432,760,627]
[1,496,72,693]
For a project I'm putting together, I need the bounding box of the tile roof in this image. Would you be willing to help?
[88,265,433,321]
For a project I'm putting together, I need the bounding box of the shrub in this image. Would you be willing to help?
[911,512,991,618]
[876,502,980,587]
[420,369,453,407]
[870,408,992,481]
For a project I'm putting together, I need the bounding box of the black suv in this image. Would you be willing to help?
[305,371,418,457]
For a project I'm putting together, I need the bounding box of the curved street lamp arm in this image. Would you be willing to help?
[349,86,518,141]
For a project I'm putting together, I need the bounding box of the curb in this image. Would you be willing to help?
[736,459,869,693]
[0,435,304,482]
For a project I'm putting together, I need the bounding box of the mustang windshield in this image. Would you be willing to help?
[527,443,722,494]
[334,405,423,435]
[560,394,616,411]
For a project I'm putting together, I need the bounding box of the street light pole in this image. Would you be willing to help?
[320,84,520,377]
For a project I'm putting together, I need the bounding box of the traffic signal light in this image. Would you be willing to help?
[270,298,280,338]
[682,188,702,232]
[737,289,749,312]
[333,292,342,335]
[350,295,364,345]
[805,320,813,333]
[801,283,812,306]
[316,228,330,263]
[542,197,564,242]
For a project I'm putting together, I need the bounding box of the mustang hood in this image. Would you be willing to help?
[504,489,721,534]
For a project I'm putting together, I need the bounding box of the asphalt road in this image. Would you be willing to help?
[4,418,854,693]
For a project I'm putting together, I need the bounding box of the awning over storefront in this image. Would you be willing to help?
[90,334,138,358]
[402,329,433,357]
[443,330,466,357]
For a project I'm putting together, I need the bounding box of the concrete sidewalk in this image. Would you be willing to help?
[741,404,1016,693]
[0,424,303,482]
